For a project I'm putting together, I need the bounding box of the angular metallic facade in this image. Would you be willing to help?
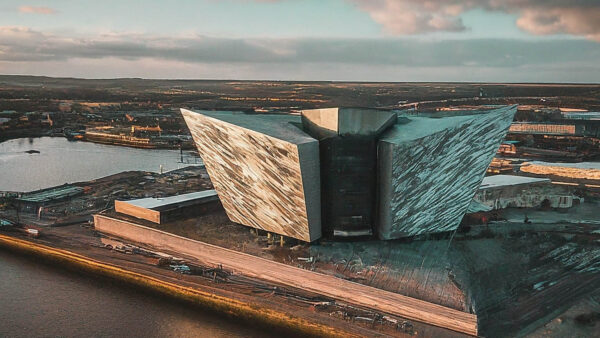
[181,109,321,242]
[377,106,517,239]
[182,106,517,242]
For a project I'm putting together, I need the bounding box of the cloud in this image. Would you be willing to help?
[349,0,600,41]
[515,6,600,41]
[18,6,56,14]
[0,26,598,68]
[0,27,281,63]
[348,1,468,34]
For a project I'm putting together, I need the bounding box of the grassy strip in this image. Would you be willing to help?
[0,234,353,338]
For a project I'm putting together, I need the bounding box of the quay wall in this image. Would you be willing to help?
[0,233,347,338]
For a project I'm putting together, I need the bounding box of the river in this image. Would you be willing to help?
[0,250,270,337]
[0,137,203,192]
[0,137,272,337]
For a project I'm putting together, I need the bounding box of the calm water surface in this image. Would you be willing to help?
[0,250,269,338]
[0,137,273,337]
[0,137,202,192]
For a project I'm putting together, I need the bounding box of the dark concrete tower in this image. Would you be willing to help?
[301,108,397,237]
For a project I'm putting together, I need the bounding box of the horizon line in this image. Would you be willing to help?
[0,74,598,86]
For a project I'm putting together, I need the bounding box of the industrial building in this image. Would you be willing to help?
[114,190,220,224]
[474,175,584,210]
[182,106,517,242]
[16,184,84,212]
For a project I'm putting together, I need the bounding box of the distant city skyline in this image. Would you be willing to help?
[0,0,598,82]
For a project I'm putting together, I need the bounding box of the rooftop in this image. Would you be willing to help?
[479,175,550,189]
[181,109,315,145]
[381,105,518,143]
[17,185,84,204]
[300,107,397,139]
[561,112,600,120]
[121,190,219,211]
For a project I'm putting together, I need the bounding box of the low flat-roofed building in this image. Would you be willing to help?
[479,175,551,189]
[17,184,84,212]
[473,175,582,209]
[114,190,220,224]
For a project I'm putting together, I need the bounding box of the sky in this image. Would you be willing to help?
[0,0,599,82]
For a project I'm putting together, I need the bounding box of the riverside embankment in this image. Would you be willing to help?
[0,233,355,338]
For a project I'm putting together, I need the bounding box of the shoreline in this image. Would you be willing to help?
[0,233,350,338]
[0,129,48,143]
[1,132,193,151]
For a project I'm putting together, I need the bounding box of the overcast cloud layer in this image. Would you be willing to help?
[2,1,599,82]
[1,26,599,67]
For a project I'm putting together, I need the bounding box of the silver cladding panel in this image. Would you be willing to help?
[377,105,517,239]
[181,109,321,242]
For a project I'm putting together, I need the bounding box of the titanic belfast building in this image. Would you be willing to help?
[181,106,517,242]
